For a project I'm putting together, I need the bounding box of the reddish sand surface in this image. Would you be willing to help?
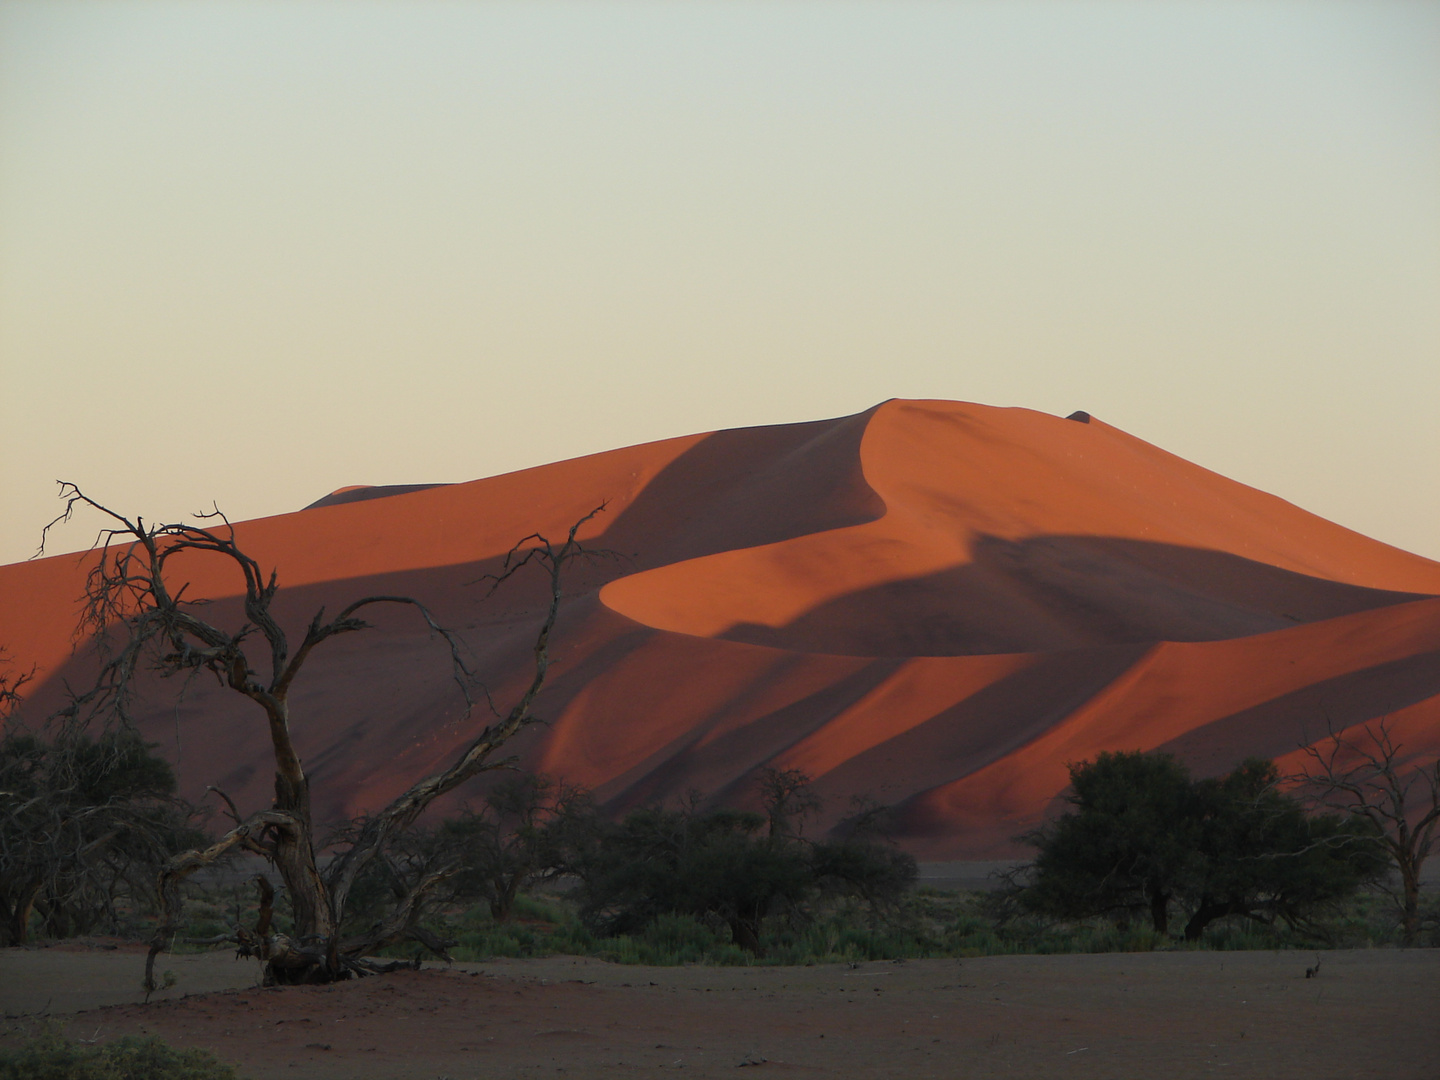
[3,947,1437,1079]
[3,400,1439,856]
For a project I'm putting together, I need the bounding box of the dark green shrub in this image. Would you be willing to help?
[0,1027,238,1080]
[0,727,205,946]
[1020,752,1386,940]
[1020,750,1198,934]
[336,773,588,944]
[811,839,917,909]
[561,769,915,955]
[572,805,814,952]
[1181,758,1386,939]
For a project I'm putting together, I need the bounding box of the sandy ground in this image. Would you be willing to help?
[3,945,1437,1079]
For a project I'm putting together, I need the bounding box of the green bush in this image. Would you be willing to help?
[427,873,1427,968]
[1020,752,1384,940]
[565,800,915,955]
[1,727,205,946]
[0,1027,238,1080]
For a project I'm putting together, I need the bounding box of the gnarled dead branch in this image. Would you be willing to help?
[41,483,610,987]
[1298,718,1440,946]
[0,653,34,719]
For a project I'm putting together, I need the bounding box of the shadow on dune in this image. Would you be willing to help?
[597,408,885,568]
[606,643,1156,837]
[302,483,452,510]
[997,640,1440,847]
[594,656,910,815]
[717,534,1435,656]
[1153,645,1440,778]
[822,644,1152,822]
[9,549,632,822]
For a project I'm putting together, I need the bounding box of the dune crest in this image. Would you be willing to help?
[2,400,1437,857]
[601,400,1438,655]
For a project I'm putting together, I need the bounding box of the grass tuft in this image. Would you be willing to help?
[415,883,1438,967]
[0,1026,239,1080]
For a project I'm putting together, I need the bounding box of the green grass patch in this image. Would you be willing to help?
[411,883,1436,967]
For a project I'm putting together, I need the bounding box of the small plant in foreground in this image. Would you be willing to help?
[0,1026,238,1080]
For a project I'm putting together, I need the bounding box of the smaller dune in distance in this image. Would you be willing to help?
[3,399,1438,858]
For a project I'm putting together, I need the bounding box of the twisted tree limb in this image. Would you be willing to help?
[43,484,611,985]
[144,810,298,997]
[1297,718,1440,946]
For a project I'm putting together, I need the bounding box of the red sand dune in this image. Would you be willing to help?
[3,400,1438,858]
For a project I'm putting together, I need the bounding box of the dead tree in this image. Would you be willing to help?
[1299,719,1440,946]
[40,483,606,987]
[757,767,822,840]
[0,651,33,717]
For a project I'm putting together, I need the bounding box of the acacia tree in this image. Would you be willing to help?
[569,802,812,954]
[1299,720,1440,946]
[440,772,589,923]
[757,767,823,840]
[41,484,604,987]
[1178,759,1382,941]
[565,770,914,954]
[3,648,202,946]
[0,725,200,946]
[1020,751,1197,934]
[1019,751,1380,940]
[336,771,589,936]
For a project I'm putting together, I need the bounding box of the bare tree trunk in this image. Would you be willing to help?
[1148,887,1170,935]
[491,872,523,923]
[33,486,614,989]
[1398,859,1421,947]
[729,916,763,956]
[1,880,42,947]
[1183,898,1246,942]
[259,699,336,963]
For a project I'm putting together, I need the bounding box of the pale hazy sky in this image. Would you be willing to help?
[2,1,1437,566]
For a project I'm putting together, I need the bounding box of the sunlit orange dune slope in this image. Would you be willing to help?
[3,400,1438,858]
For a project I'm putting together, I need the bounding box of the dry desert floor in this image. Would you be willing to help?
[3,944,1438,1079]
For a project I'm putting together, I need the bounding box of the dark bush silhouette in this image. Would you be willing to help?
[1021,751,1383,940]
[1180,759,1384,940]
[1021,751,1197,934]
[337,771,588,942]
[565,771,915,954]
[0,726,202,946]
[568,804,806,953]
[811,794,917,910]
[444,773,590,923]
